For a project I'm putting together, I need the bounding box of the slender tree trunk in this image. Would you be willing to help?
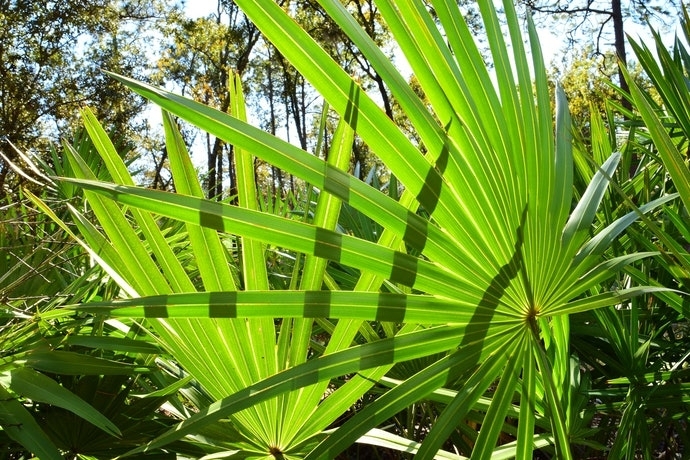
[151,147,169,190]
[374,72,394,120]
[211,135,224,199]
[0,162,8,201]
[266,47,280,204]
[611,0,631,112]
[206,132,217,199]
[227,144,237,203]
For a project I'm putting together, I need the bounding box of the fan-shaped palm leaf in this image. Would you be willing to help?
[49,0,676,457]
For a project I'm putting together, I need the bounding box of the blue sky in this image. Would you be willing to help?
[181,0,683,68]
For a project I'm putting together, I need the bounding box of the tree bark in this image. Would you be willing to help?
[611,0,632,112]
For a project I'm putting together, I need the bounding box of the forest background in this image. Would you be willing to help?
[1,0,680,200]
[1,0,690,458]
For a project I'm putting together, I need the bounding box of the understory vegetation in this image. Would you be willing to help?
[1,0,689,458]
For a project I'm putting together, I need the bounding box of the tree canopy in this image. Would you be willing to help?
[522,0,678,110]
[0,0,176,197]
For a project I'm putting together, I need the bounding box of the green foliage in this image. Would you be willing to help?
[0,196,140,457]
[23,1,681,459]
[0,136,228,458]
[6,0,690,459]
[0,0,177,199]
[549,49,622,128]
[559,7,690,457]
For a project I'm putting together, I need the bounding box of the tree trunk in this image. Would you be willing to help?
[266,47,281,203]
[611,0,632,112]
[212,135,224,199]
[227,144,237,203]
[151,147,169,190]
[206,132,217,199]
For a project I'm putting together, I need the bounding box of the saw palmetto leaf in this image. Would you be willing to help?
[43,0,677,457]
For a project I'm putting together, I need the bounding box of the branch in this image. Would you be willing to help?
[525,1,613,17]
